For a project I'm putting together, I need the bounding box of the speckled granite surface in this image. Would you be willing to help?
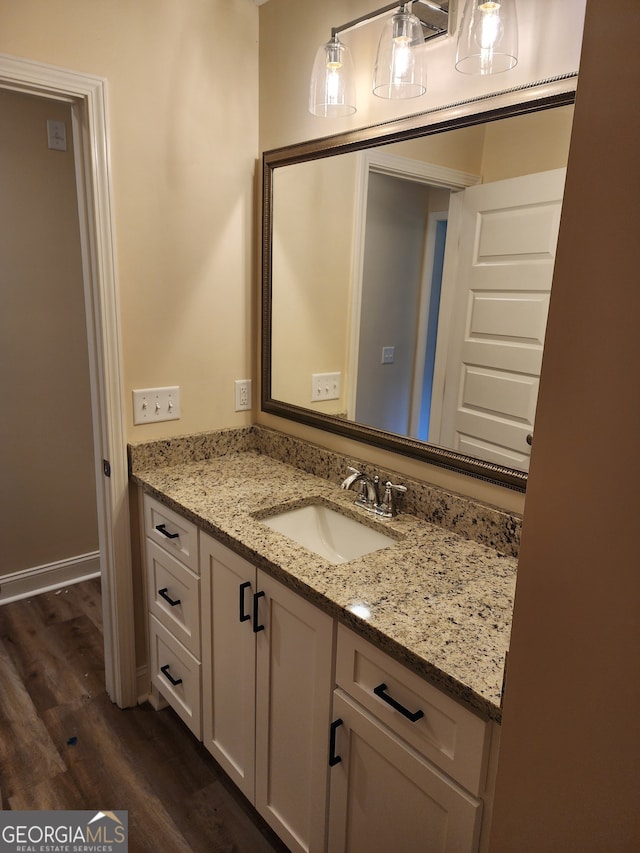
[130,425,522,557]
[130,433,518,722]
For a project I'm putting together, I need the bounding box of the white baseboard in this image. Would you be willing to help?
[0,552,101,605]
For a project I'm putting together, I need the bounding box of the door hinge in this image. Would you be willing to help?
[103,459,111,478]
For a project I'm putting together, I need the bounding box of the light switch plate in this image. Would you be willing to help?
[132,386,181,424]
[47,119,67,151]
[311,372,341,402]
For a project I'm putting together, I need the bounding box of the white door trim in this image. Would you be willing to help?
[346,150,480,421]
[408,208,449,438]
[0,53,136,707]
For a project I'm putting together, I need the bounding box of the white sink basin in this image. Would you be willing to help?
[261,503,395,565]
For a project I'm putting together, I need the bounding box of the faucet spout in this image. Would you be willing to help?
[341,467,379,506]
[341,468,365,491]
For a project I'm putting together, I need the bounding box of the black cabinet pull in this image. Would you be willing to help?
[239,581,251,623]
[329,718,343,766]
[156,523,179,540]
[253,590,265,633]
[160,664,183,686]
[373,683,424,723]
[158,587,181,607]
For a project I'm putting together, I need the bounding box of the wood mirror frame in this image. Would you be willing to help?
[261,81,577,492]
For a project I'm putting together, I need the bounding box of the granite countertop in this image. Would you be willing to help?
[131,450,516,722]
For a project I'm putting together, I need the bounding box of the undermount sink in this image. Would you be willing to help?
[261,503,396,565]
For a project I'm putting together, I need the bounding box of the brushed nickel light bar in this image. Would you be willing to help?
[309,0,518,117]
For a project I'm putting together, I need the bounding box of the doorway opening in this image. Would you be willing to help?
[0,53,136,708]
[347,149,478,440]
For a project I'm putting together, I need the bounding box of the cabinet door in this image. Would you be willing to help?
[201,533,256,801]
[328,690,482,853]
[255,569,334,853]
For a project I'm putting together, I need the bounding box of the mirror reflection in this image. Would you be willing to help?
[266,101,574,485]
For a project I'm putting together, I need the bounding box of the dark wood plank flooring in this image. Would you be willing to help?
[0,578,289,853]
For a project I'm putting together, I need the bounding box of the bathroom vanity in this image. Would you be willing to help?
[130,427,517,853]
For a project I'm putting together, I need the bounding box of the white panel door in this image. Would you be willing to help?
[200,533,257,802]
[255,569,334,853]
[432,168,566,470]
[328,690,482,853]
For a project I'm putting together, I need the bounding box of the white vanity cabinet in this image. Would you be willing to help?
[200,532,334,853]
[327,625,492,853]
[143,495,201,738]
[141,492,500,853]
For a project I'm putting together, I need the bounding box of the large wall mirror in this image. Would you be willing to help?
[262,89,576,491]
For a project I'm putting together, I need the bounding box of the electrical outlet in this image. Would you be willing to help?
[235,379,252,411]
[382,346,395,364]
[132,386,181,424]
[311,372,341,402]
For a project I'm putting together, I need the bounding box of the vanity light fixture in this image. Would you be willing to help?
[309,0,450,117]
[455,0,518,75]
[309,0,518,117]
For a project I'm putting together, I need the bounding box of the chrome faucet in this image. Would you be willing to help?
[341,467,380,505]
[341,466,407,518]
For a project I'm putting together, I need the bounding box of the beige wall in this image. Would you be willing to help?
[1,0,259,444]
[480,105,574,182]
[490,1,640,847]
[0,89,98,574]
[271,154,357,412]
[259,0,584,511]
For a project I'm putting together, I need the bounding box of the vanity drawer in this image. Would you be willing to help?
[144,494,198,572]
[336,624,489,795]
[146,539,200,657]
[149,615,201,738]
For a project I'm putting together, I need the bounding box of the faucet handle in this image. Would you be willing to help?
[380,481,407,517]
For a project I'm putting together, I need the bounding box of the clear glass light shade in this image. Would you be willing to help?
[309,37,357,117]
[373,10,427,100]
[456,0,518,75]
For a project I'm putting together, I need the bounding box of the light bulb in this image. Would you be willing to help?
[456,0,518,75]
[373,9,427,100]
[475,2,504,51]
[309,35,357,117]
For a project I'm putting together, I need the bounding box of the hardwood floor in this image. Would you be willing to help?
[0,579,289,853]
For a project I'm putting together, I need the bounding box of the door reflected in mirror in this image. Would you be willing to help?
[264,98,575,489]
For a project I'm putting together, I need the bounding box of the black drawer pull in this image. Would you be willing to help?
[329,718,343,767]
[373,683,424,723]
[158,587,181,607]
[156,523,179,540]
[239,581,251,623]
[160,664,183,686]
[253,590,265,633]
